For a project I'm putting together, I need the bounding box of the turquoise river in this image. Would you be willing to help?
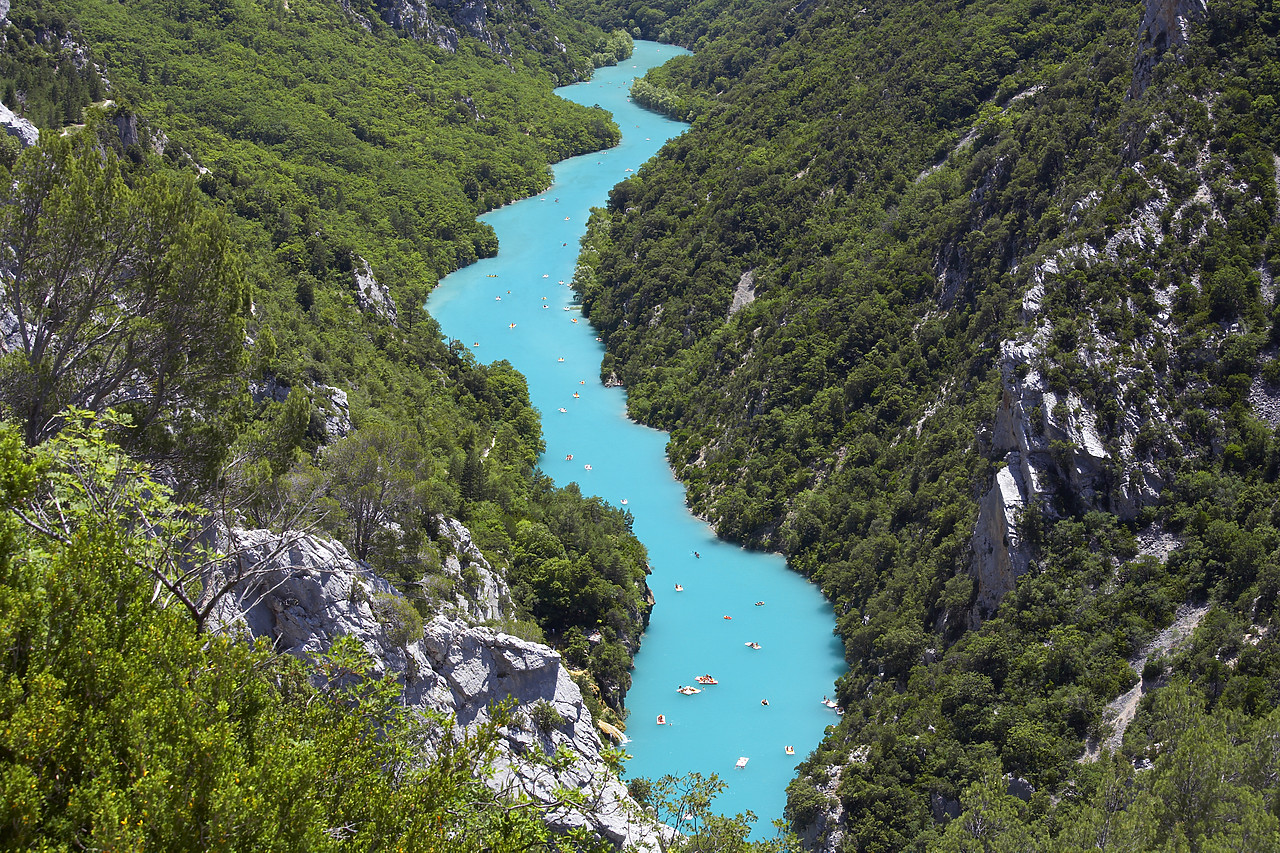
[426,41,846,836]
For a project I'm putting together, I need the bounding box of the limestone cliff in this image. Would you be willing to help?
[209,527,667,852]
[376,0,509,56]
[966,0,1274,621]
[1131,0,1208,97]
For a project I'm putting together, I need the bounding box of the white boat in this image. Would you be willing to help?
[735,757,748,769]
[677,685,701,695]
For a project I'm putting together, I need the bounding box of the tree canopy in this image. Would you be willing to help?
[0,134,248,453]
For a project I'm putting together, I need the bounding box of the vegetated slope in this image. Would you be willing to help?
[0,421,634,853]
[572,0,1280,848]
[1,0,650,764]
[10,0,655,701]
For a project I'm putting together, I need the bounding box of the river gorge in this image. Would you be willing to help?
[426,42,846,834]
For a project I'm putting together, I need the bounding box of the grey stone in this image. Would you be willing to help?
[351,255,398,324]
[0,102,39,148]
[209,527,668,851]
[1131,0,1207,97]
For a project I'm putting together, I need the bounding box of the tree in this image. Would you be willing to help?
[321,422,433,561]
[0,132,249,449]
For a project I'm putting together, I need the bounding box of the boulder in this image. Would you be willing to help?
[0,102,39,148]
[209,527,667,851]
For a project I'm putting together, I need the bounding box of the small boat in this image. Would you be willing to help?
[836,707,845,715]
[579,380,585,385]
[674,584,683,591]
[761,699,769,706]
[584,464,592,471]
[822,698,838,708]
[693,551,700,559]
[573,392,580,398]
[785,746,795,756]
[656,715,666,725]
[487,274,498,277]
[723,615,732,620]
[565,454,573,460]
[677,686,701,695]
[746,642,761,649]
[558,408,567,413]
[695,675,717,685]
[542,305,549,309]
[755,601,765,606]
[735,757,748,769]
[509,323,516,328]
[620,497,627,504]
[571,318,579,323]
[495,296,501,300]
[542,274,549,278]
[472,342,479,347]
[557,357,565,362]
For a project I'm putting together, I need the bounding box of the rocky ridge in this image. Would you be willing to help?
[208,526,666,851]
[965,0,1270,622]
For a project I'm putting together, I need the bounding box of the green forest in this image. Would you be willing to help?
[567,0,1280,849]
[2,0,1280,848]
[0,0,663,847]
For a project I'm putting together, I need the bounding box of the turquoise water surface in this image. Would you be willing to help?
[425,41,846,836]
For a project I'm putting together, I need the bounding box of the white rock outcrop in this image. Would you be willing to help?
[969,331,1168,620]
[1130,0,1208,97]
[425,514,511,624]
[351,255,398,324]
[0,102,39,148]
[246,378,352,440]
[209,527,666,852]
[727,269,756,318]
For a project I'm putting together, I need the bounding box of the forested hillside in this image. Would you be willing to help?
[0,0,665,846]
[569,0,1280,849]
[0,0,655,699]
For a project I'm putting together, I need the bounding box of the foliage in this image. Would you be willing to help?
[2,0,655,739]
[0,133,249,471]
[570,0,1280,847]
[636,771,797,852]
[371,591,424,648]
[0,419,618,852]
[0,6,104,130]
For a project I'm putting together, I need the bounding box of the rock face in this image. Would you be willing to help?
[351,255,398,325]
[209,527,666,851]
[374,0,510,56]
[423,514,512,624]
[727,269,756,318]
[247,378,352,440]
[0,102,39,147]
[1130,0,1207,97]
